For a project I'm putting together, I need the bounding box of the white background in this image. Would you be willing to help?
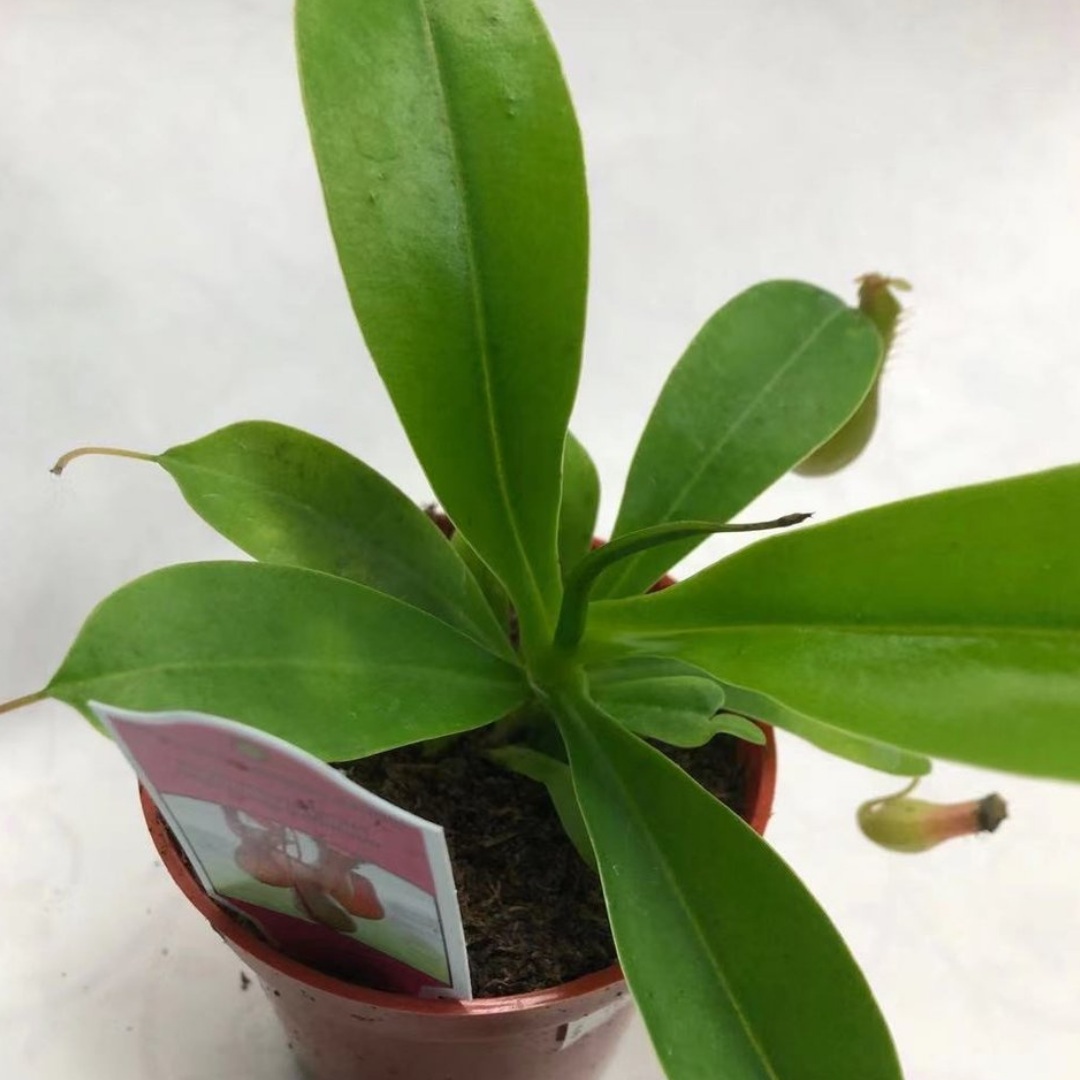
[2,1,1080,1077]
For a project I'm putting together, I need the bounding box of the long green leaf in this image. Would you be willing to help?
[552,689,901,1080]
[297,0,588,648]
[154,422,510,658]
[588,465,1080,780]
[45,562,527,761]
[559,433,601,579]
[719,683,929,776]
[597,282,883,598]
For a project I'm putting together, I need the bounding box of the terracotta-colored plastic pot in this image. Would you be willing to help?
[141,729,776,1080]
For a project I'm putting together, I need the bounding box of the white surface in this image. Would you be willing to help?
[2,0,1080,1077]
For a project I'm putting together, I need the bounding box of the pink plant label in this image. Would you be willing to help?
[93,702,472,999]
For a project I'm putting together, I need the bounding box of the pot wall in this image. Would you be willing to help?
[142,730,775,1080]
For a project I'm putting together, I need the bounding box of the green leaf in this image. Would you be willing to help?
[552,690,902,1080]
[710,712,768,746]
[559,433,600,579]
[487,744,595,867]
[451,529,512,632]
[719,683,928,776]
[587,656,728,747]
[45,562,527,761]
[154,422,511,658]
[587,465,1080,780]
[597,282,883,599]
[297,0,588,649]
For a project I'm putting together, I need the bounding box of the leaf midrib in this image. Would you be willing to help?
[52,655,520,698]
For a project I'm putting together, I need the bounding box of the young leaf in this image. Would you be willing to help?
[596,281,883,599]
[36,562,527,761]
[297,0,588,649]
[587,465,1080,781]
[587,656,728,747]
[552,690,902,1080]
[720,683,929,776]
[486,744,595,867]
[710,712,768,746]
[57,423,513,658]
[559,433,601,579]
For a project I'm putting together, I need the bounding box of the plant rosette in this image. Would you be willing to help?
[4,2,1080,1080]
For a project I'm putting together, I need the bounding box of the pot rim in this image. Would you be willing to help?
[140,725,775,1018]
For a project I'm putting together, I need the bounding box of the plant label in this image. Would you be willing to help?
[94,702,472,1000]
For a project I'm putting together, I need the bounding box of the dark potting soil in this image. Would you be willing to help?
[340,730,746,998]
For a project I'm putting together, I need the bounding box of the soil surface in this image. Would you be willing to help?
[341,730,746,997]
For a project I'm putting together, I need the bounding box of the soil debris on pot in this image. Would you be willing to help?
[340,729,746,997]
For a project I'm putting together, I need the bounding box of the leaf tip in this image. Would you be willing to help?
[50,446,158,476]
